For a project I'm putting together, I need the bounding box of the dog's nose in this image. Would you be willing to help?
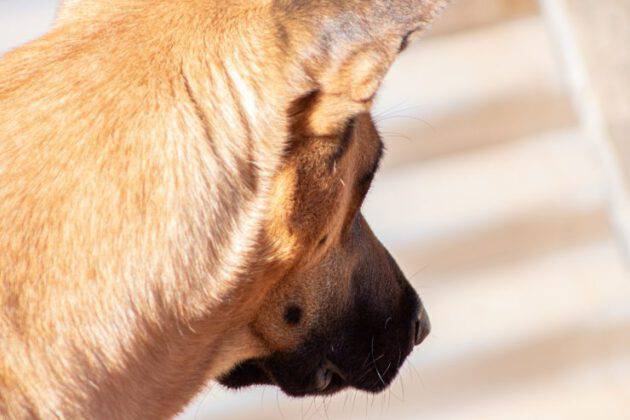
[413,308,431,346]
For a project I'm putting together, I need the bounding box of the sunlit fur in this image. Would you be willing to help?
[0,0,448,418]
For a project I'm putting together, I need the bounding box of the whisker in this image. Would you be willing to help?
[355,365,375,382]
[399,368,406,402]
[381,361,392,377]
[305,395,316,418]
[361,352,373,369]
[399,355,407,402]
[193,383,214,420]
[371,336,387,387]
[375,114,436,132]
[275,389,284,419]
[384,317,392,331]
[373,101,434,122]
[323,395,330,420]
[408,265,428,280]
[372,99,414,119]
[380,131,413,142]
[408,359,421,380]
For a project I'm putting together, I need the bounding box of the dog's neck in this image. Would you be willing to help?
[1,3,309,417]
[56,0,275,23]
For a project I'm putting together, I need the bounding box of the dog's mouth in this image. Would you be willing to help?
[218,339,414,397]
[218,357,350,397]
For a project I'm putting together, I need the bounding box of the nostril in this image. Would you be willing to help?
[414,317,430,346]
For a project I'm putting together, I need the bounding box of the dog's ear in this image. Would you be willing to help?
[57,0,85,15]
[56,0,100,22]
[58,0,80,9]
[277,0,449,137]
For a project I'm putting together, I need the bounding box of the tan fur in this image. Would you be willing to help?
[0,0,448,418]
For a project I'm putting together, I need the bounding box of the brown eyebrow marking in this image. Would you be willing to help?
[328,117,356,171]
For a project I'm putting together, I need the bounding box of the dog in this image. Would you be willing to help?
[0,0,448,418]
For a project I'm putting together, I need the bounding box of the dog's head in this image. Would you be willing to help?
[221,114,430,396]
[219,0,447,397]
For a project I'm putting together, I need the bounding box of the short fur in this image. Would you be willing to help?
[0,0,448,418]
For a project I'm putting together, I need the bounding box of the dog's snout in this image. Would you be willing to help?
[413,307,431,346]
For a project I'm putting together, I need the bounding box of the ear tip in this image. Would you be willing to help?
[416,0,451,27]
[423,0,451,17]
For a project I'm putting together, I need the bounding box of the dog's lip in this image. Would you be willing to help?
[314,366,334,391]
[323,358,347,381]
[219,355,353,396]
[266,357,349,396]
[313,358,347,392]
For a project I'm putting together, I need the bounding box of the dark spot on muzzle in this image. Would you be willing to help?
[284,305,303,326]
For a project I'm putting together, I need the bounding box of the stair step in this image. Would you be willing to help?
[364,128,606,250]
[430,0,539,37]
[393,206,612,279]
[377,89,577,170]
[374,17,574,169]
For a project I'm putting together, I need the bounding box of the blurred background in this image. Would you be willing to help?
[2,0,629,419]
